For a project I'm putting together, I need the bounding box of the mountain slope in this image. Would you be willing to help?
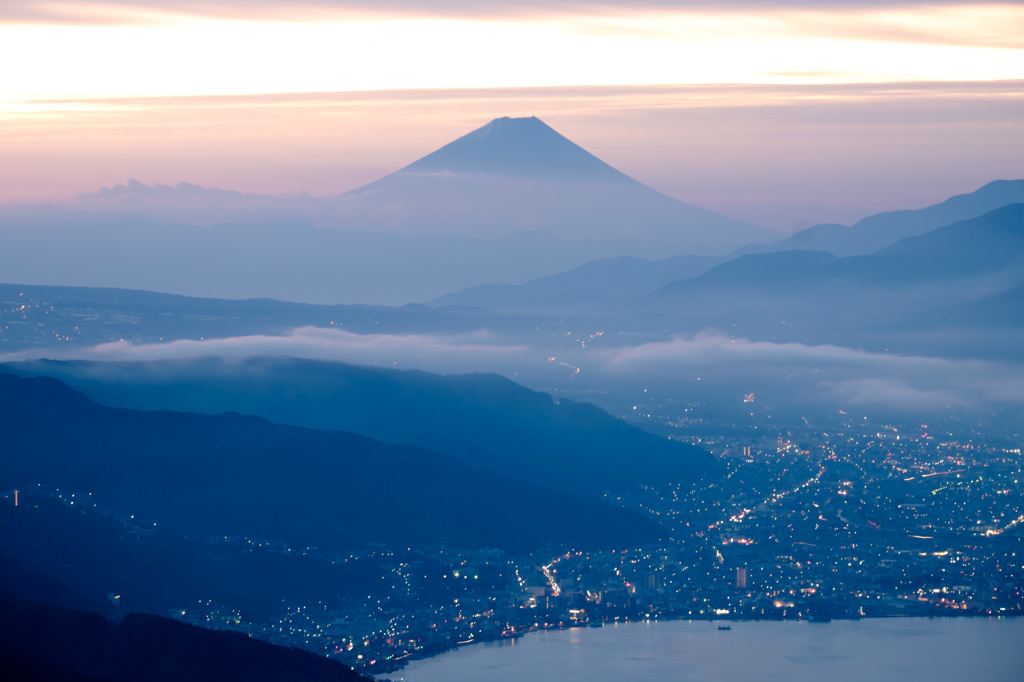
[398,115,632,182]
[5,359,715,496]
[345,116,780,252]
[640,203,1024,300]
[626,204,1024,355]
[747,179,1024,257]
[430,254,727,314]
[0,281,536,352]
[0,117,782,304]
[0,592,371,682]
[0,494,410,620]
[428,180,1024,315]
[0,373,664,553]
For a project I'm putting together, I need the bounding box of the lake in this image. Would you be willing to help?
[393,617,1024,681]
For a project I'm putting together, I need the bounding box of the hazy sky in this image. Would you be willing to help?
[2,1,1023,229]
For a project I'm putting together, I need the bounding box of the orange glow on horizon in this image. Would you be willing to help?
[2,5,1023,104]
[1,4,1022,227]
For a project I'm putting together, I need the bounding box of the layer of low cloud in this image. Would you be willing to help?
[0,327,530,373]
[5,327,1022,418]
[585,332,1024,411]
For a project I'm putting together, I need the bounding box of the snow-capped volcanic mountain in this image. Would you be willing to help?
[343,116,781,254]
[0,116,784,303]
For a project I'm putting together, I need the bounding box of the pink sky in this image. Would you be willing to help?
[2,2,1023,229]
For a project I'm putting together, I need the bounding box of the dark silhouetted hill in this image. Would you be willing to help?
[6,359,714,496]
[0,592,371,682]
[0,495,410,620]
[0,374,665,554]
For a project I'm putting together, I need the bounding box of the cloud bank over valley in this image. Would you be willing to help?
[6,326,1022,427]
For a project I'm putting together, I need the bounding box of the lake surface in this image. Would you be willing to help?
[393,618,1024,682]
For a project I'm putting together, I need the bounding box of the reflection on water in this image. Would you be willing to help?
[394,618,1024,682]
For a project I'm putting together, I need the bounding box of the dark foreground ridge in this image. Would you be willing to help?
[6,357,716,496]
[0,591,371,682]
[0,372,664,553]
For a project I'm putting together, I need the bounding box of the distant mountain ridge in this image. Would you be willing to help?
[428,180,1024,316]
[743,179,1024,257]
[704,203,1024,291]
[430,253,727,314]
[625,203,1024,357]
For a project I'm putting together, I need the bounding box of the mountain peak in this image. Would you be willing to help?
[341,116,779,251]
[467,115,541,134]
[398,116,635,182]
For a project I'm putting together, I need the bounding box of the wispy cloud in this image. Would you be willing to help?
[4,4,1021,103]
[3,2,1010,25]
[9,3,1023,59]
